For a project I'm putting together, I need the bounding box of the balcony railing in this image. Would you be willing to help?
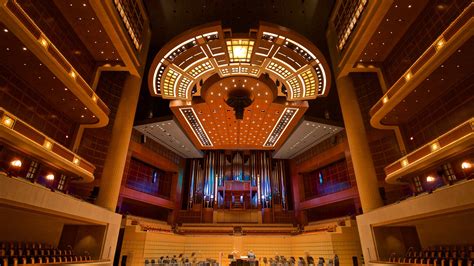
[113,0,146,51]
[334,0,368,51]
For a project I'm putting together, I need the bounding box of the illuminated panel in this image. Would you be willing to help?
[287,77,301,98]
[301,69,316,97]
[113,0,144,50]
[262,32,278,43]
[226,39,255,63]
[180,108,213,147]
[188,61,213,78]
[249,68,259,75]
[264,108,298,147]
[220,68,230,75]
[153,62,166,94]
[162,69,180,97]
[266,61,291,79]
[165,38,197,61]
[203,31,219,41]
[177,76,192,98]
[315,65,326,95]
[335,0,368,50]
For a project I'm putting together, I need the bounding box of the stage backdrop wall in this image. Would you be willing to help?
[119,220,361,266]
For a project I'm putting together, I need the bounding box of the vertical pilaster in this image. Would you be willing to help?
[336,75,383,212]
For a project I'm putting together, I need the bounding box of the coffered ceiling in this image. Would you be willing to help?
[171,76,307,150]
[147,22,332,150]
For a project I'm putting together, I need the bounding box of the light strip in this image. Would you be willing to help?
[255,44,275,58]
[183,57,208,71]
[296,74,305,99]
[287,38,316,60]
[199,46,210,58]
[164,38,196,59]
[172,72,182,98]
[152,60,165,95]
[262,31,279,37]
[272,56,297,72]
[264,108,299,147]
[318,63,327,95]
[152,63,161,94]
[179,107,213,147]
[202,31,218,37]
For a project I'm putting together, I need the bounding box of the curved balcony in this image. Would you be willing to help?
[0,108,95,182]
[385,118,473,184]
[0,0,110,127]
[369,4,473,129]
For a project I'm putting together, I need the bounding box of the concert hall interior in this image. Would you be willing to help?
[0,0,473,265]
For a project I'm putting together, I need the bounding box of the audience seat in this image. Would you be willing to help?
[388,245,474,266]
[0,241,93,265]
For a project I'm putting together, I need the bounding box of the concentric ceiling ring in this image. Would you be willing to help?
[148,21,331,102]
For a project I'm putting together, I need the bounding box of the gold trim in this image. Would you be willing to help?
[370,5,474,129]
[0,108,95,183]
[385,118,474,184]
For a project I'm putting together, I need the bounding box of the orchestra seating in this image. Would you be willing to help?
[0,241,93,265]
[386,246,474,266]
[144,254,218,266]
[142,254,342,266]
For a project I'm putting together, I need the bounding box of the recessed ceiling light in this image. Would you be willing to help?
[3,28,8,32]
[22,47,27,51]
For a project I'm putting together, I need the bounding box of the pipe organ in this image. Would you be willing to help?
[187,151,289,210]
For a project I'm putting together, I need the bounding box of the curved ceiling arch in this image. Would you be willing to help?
[148,21,332,102]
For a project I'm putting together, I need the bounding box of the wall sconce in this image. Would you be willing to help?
[461,161,471,170]
[435,37,445,51]
[7,159,22,177]
[401,159,409,167]
[426,175,436,183]
[46,173,55,181]
[43,140,53,150]
[1,115,15,128]
[430,142,440,152]
[461,161,473,180]
[10,159,22,168]
[39,37,48,48]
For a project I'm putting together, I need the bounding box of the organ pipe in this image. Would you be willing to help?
[186,151,288,210]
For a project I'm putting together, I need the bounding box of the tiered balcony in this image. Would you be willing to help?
[1,108,95,182]
[0,0,150,184]
[364,4,473,186]
[385,118,473,184]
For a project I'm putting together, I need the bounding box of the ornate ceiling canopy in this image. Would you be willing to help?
[147,22,332,150]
